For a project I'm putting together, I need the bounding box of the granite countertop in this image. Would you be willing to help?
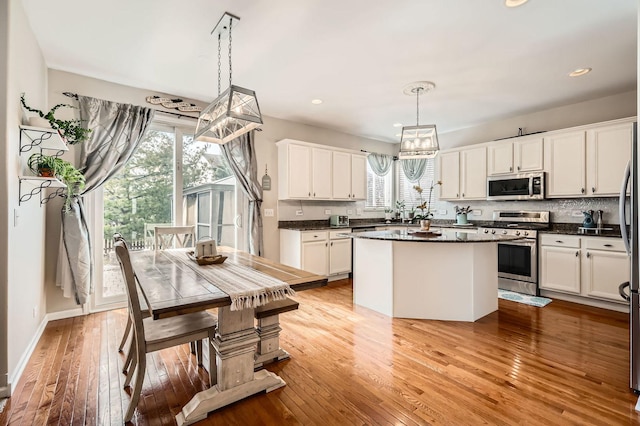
[342,229,522,243]
[279,220,625,238]
[542,223,624,238]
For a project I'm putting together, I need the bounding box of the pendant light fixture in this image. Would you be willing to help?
[195,12,263,144]
[398,81,439,159]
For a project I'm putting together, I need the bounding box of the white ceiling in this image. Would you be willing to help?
[21,0,638,143]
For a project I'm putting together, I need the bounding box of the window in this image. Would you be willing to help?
[366,162,392,209]
[397,159,442,214]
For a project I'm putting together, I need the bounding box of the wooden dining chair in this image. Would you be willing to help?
[154,225,196,250]
[114,240,218,422]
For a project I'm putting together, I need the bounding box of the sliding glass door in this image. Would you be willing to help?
[92,119,246,310]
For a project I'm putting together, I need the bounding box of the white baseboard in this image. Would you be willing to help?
[539,290,629,313]
[46,307,86,322]
[7,307,86,396]
[8,314,49,391]
[0,384,10,398]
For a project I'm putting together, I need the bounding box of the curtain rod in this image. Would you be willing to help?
[62,91,263,130]
[360,149,398,161]
[63,91,199,121]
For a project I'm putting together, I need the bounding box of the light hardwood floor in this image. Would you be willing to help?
[1,279,639,425]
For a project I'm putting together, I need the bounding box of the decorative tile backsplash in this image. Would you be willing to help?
[277,197,626,226]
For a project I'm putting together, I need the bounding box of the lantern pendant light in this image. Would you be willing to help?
[195,12,263,144]
[398,81,439,159]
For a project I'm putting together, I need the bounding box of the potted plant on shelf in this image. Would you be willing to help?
[20,94,91,145]
[28,153,86,211]
[384,207,394,221]
[414,181,442,230]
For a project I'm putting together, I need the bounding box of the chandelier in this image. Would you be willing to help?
[398,81,439,159]
[195,12,263,144]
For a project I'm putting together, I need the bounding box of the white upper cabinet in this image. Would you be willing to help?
[586,122,633,196]
[488,136,543,176]
[438,146,486,200]
[514,137,544,173]
[438,151,460,200]
[544,119,633,198]
[311,148,332,199]
[544,131,587,197]
[350,154,367,200]
[487,143,513,175]
[460,146,487,199]
[331,151,351,200]
[277,139,367,201]
[281,143,311,199]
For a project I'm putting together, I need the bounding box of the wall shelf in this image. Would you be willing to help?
[19,176,66,205]
[19,125,68,155]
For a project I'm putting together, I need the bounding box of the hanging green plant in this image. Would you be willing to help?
[28,153,86,211]
[20,94,91,145]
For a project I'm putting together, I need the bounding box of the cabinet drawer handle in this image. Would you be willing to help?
[313,192,316,197]
[555,240,564,243]
[509,166,513,172]
[456,193,459,197]
[586,252,591,258]
[604,244,613,247]
[325,242,328,247]
[462,193,465,197]
[592,187,596,193]
[331,242,333,246]
[581,188,585,194]
[575,251,579,257]
[308,192,311,196]
[517,166,521,171]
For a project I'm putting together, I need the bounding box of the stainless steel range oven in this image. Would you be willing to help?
[479,210,549,296]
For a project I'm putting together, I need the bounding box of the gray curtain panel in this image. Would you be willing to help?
[366,153,393,176]
[401,158,427,182]
[58,96,154,304]
[221,131,264,256]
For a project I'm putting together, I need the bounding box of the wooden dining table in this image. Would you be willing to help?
[129,246,327,425]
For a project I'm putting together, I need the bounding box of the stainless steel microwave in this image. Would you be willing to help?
[487,172,545,201]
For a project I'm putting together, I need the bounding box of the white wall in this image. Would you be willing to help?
[0,0,9,398]
[439,90,637,149]
[4,0,49,393]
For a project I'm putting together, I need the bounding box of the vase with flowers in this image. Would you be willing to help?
[413,180,442,230]
[455,205,472,224]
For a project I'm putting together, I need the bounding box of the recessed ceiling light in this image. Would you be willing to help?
[393,123,403,127]
[311,99,323,105]
[505,0,528,7]
[569,68,592,77]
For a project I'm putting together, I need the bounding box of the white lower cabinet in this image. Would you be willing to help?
[540,234,629,305]
[280,229,352,279]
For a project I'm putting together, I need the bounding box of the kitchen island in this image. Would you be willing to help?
[346,229,521,322]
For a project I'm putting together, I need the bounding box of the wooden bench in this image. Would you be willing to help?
[254,298,299,368]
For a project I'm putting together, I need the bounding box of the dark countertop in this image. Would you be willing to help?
[279,219,625,238]
[342,229,522,243]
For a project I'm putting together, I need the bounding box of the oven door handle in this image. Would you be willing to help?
[529,177,534,197]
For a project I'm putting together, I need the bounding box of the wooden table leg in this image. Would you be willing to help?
[175,306,286,425]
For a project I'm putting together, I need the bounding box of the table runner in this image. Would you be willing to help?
[163,249,296,310]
